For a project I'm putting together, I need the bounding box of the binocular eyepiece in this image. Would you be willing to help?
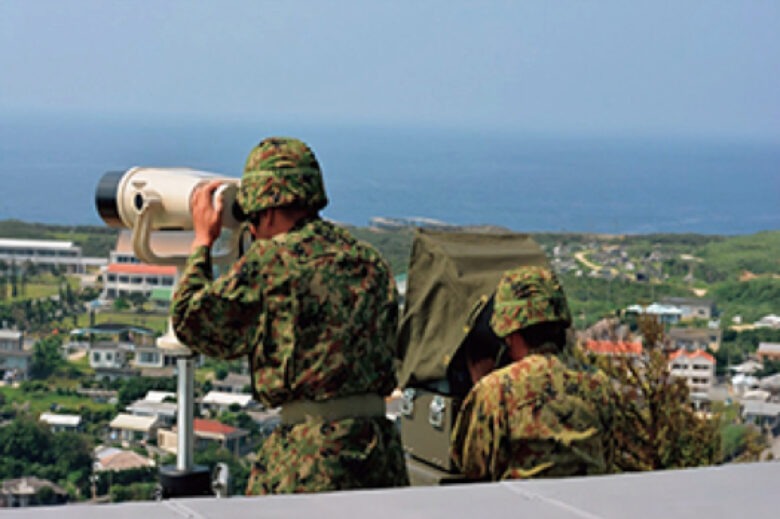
[95,167,244,231]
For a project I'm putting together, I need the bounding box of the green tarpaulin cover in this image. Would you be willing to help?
[397,229,549,387]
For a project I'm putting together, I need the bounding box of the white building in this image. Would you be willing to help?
[212,372,251,394]
[144,390,176,403]
[99,230,192,301]
[39,412,82,433]
[659,297,716,321]
[667,327,722,352]
[0,329,31,381]
[626,303,683,325]
[101,263,176,300]
[757,342,780,363]
[754,314,780,329]
[0,238,106,274]
[89,342,129,370]
[126,399,177,428]
[199,390,256,416]
[109,414,160,444]
[668,349,716,396]
[132,344,179,371]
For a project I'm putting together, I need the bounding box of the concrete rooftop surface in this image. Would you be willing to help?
[3,461,778,518]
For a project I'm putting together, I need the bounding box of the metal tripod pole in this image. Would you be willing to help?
[176,355,195,472]
[156,317,211,498]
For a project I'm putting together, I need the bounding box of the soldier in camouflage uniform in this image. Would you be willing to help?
[450,266,614,481]
[172,137,409,494]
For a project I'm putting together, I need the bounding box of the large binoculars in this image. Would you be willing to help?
[95,167,244,231]
[95,167,244,265]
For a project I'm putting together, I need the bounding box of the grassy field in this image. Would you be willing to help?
[61,310,170,334]
[0,385,115,415]
[1,274,81,302]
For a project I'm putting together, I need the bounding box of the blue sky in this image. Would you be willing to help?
[1,1,779,140]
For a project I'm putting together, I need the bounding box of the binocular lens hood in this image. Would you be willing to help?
[95,170,126,228]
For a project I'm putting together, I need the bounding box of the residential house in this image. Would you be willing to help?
[668,350,716,396]
[158,418,250,457]
[126,399,177,428]
[626,303,682,325]
[132,343,179,376]
[584,340,643,358]
[109,413,159,445]
[246,408,281,437]
[199,390,255,416]
[0,477,68,507]
[144,390,175,403]
[79,323,157,381]
[759,373,780,396]
[101,263,177,301]
[39,412,82,433]
[729,359,763,375]
[94,448,155,472]
[741,400,780,436]
[667,327,722,353]
[99,230,191,301]
[212,373,251,395]
[583,340,644,372]
[660,297,716,321]
[756,343,780,363]
[754,314,780,330]
[89,342,128,370]
[66,322,156,354]
[732,373,760,396]
[88,342,139,382]
[0,329,31,382]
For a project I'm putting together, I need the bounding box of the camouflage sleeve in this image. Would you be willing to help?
[171,245,262,359]
[451,381,502,480]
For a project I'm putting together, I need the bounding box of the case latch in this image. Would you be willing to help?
[400,388,416,417]
[428,395,446,429]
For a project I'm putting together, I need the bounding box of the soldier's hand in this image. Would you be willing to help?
[191,180,225,250]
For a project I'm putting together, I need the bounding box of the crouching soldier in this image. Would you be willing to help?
[451,266,614,480]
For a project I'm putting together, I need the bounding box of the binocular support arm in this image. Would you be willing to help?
[133,193,242,267]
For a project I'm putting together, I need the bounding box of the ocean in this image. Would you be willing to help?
[1,114,778,235]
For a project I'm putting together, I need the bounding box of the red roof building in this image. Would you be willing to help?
[668,349,715,395]
[584,340,643,357]
[101,261,176,300]
[106,264,177,276]
[193,418,238,436]
[159,419,250,457]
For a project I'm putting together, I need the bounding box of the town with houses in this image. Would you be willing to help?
[0,230,779,507]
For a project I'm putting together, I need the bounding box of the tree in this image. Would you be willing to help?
[116,376,176,408]
[214,364,229,381]
[10,260,18,298]
[35,485,57,505]
[585,313,721,471]
[113,297,129,311]
[30,335,65,380]
[127,292,149,313]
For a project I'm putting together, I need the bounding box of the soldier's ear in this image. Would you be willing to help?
[248,221,259,239]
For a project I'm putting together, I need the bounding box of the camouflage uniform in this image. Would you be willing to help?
[172,137,409,494]
[451,266,614,480]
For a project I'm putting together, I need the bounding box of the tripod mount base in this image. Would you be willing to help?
[158,464,212,499]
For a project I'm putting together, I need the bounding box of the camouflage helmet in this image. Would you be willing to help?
[237,137,328,214]
[490,265,572,338]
